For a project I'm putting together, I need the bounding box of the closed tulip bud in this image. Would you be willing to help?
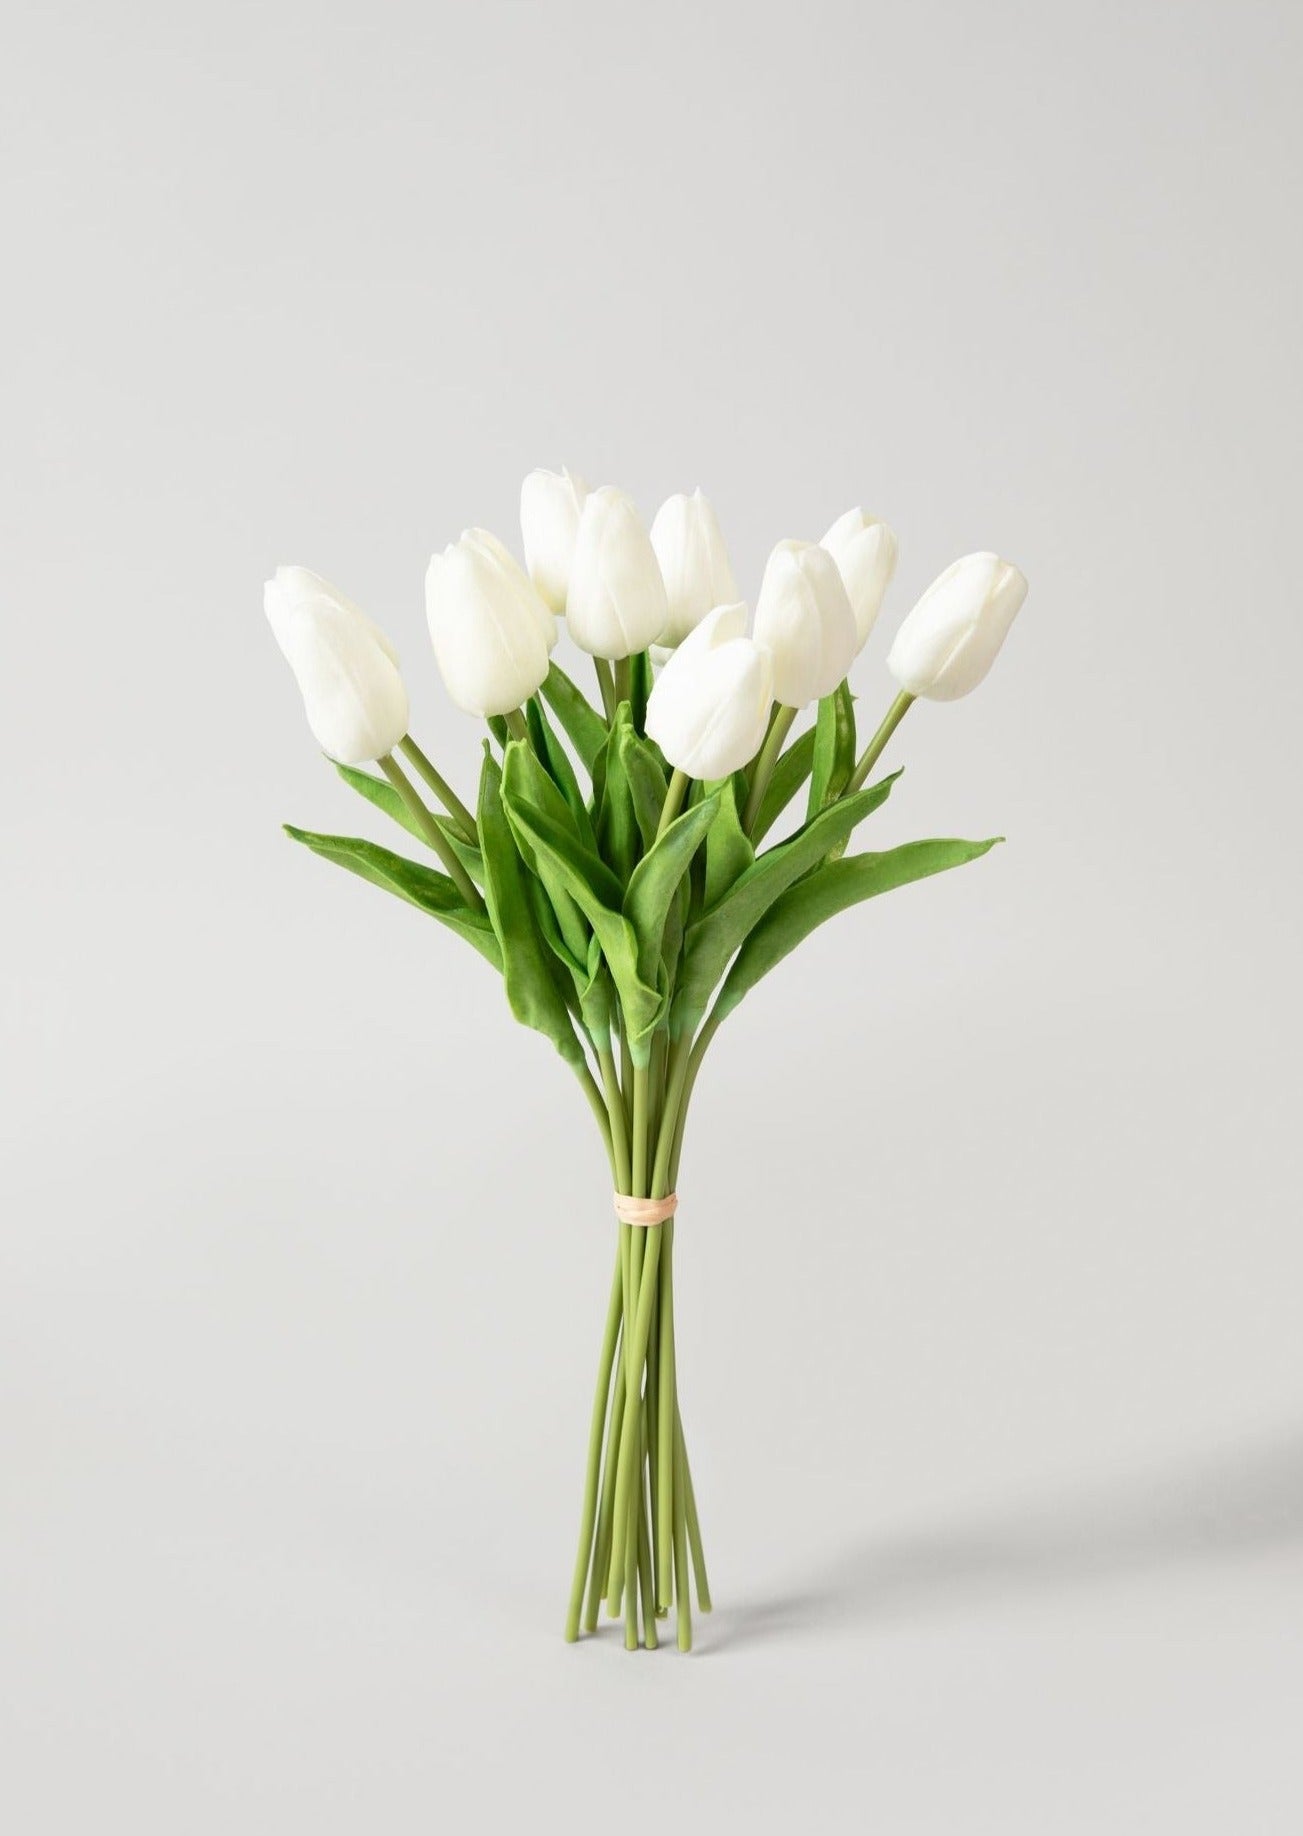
[565,486,669,659]
[649,488,740,648]
[426,528,557,717]
[265,566,409,765]
[752,539,858,709]
[520,467,588,615]
[887,552,1028,701]
[646,603,774,781]
[820,508,898,650]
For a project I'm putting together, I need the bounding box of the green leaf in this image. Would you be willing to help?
[713,837,1002,1024]
[702,772,754,907]
[331,761,484,884]
[751,727,817,845]
[283,826,501,970]
[673,772,902,1030]
[629,649,653,733]
[499,740,597,965]
[501,746,664,1054]
[624,792,720,988]
[476,751,585,1066]
[614,709,669,852]
[526,695,595,844]
[807,681,856,820]
[540,661,607,773]
[594,719,641,888]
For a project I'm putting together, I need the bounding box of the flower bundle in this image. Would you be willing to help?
[266,472,1028,1652]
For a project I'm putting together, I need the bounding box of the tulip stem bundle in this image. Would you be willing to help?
[267,472,1029,1653]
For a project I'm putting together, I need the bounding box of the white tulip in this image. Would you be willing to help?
[887,552,1028,701]
[752,539,858,709]
[645,602,774,781]
[820,508,898,650]
[649,488,739,648]
[520,467,588,615]
[265,566,409,765]
[565,486,669,659]
[426,528,557,717]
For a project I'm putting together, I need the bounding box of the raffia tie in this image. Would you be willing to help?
[612,1192,678,1228]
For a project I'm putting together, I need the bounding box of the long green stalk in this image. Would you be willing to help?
[378,753,484,913]
[397,735,477,844]
[564,1252,623,1640]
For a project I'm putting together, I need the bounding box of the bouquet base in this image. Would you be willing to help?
[566,1217,710,1651]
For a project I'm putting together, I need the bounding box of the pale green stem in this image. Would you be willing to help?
[612,655,632,709]
[597,1048,631,1195]
[564,1252,623,1640]
[672,1410,692,1650]
[397,735,477,844]
[677,1399,711,1610]
[656,1218,676,1607]
[378,754,484,914]
[846,690,914,793]
[742,703,798,834]
[659,768,690,836]
[584,1348,626,1631]
[503,707,530,744]
[594,657,616,722]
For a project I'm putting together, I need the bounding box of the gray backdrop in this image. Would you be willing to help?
[4,1,1301,1829]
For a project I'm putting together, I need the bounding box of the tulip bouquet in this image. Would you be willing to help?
[267,470,1027,1653]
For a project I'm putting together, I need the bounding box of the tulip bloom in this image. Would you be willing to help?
[265,566,409,765]
[520,467,588,615]
[426,529,557,717]
[820,509,898,651]
[752,539,858,709]
[565,487,670,659]
[887,552,1028,701]
[645,602,774,780]
[649,489,739,648]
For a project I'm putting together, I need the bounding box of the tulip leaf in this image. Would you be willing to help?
[702,772,754,907]
[477,750,587,1068]
[629,649,653,734]
[501,744,664,1055]
[540,662,607,773]
[672,772,902,1032]
[500,740,598,965]
[594,724,641,888]
[807,681,857,820]
[751,728,817,845]
[712,837,1002,1024]
[283,826,501,969]
[331,761,483,883]
[526,695,595,846]
[624,792,721,988]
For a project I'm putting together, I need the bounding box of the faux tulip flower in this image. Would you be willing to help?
[265,566,410,765]
[820,508,898,651]
[645,602,774,780]
[649,489,739,648]
[521,467,588,615]
[426,528,557,717]
[565,487,670,660]
[887,552,1028,700]
[752,539,858,709]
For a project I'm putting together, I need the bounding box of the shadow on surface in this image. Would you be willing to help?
[706,1428,1303,1652]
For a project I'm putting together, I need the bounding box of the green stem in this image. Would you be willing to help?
[677,1400,711,1611]
[564,1252,623,1640]
[597,1048,631,1195]
[656,1219,676,1607]
[378,754,484,914]
[612,654,632,710]
[742,703,797,834]
[503,707,530,744]
[397,735,477,845]
[584,1346,626,1631]
[594,657,616,723]
[846,690,913,793]
[636,1425,659,1647]
[672,1408,692,1650]
[659,768,690,836]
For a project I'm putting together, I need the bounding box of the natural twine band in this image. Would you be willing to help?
[613,1192,679,1228]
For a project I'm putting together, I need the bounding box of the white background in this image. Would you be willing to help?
[4,1,1301,1828]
